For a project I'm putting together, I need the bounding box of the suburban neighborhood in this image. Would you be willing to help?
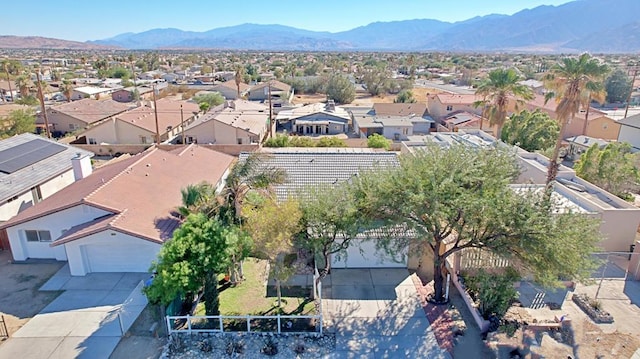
[2,1,640,358]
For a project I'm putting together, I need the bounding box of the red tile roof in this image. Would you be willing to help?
[2,145,234,245]
[48,99,130,125]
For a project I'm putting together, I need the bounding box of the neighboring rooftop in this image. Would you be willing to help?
[186,100,268,135]
[2,145,234,244]
[275,102,351,121]
[511,184,594,214]
[47,98,130,125]
[240,149,398,201]
[0,133,93,203]
[618,113,640,129]
[115,98,199,133]
[372,103,428,117]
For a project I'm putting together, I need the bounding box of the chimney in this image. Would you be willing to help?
[71,153,93,181]
[327,99,336,112]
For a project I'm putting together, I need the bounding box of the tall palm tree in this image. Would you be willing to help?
[14,74,31,98]
[543,53,608,188]
[474,68,534,139]
[178,182,219,219]
[234,65,245,98]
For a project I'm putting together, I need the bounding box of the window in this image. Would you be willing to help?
[69,123,78,130]
[25,230,52,242]
[237,138,243,144]
[140,136,148,144]
[446,105,453,111]
[88,138,97,145]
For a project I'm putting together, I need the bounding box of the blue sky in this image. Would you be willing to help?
[7,0,573,41]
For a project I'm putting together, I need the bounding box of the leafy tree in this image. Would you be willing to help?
[367,133,391,150]
[362,66,391,96]
[543,54,608,188]
[15,96,38,106]
[325,74,355,104]
[574,142,640,200]
[501,110,559,152]
[304,62,322,76]
[244,197,302,307]
[145,214,248,315]
[0,109,36,138]
[264,134,291,147]
[474,68,534,139]
[394,89,417,103]
[353,143,601,303]
[604,69,632,103]
[193,92,224,113]
[300,185,362,274]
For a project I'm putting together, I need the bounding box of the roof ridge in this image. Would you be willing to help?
[85,148,159,201]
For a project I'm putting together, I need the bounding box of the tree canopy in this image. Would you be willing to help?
[501,110,559,152]
[574,142,640,200]
[145,214,250,315]
[474,68,534,139]
[325,74,355,104]
[394,89,417,103]
[353,143,601,302]
[193,92,224,113]
[367,133,391,150]
[604,69,632,104]
[0,109,36,138]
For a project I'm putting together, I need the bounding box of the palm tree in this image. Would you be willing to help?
[14,74,31,98]
[178,182,219,219]
[60,80,74,102]
[473,68,534,139]
[221,153,287,224]
[543,53,608,188]
[234,65,245,98]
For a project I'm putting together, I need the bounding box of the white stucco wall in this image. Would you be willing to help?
[0,169,75,222]
[6,204,112,261]
[382,126,413,140]
[618,125,640,149]
[65,231,161,276]
[82,119,155,144]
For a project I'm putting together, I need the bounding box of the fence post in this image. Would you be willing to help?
[277,315,281,334]
[246,315,251,332]
[319,315,323,335]
[118,311,125,336]
[219,316,223,332]
[166,316,172,335]
[187,315,192,334]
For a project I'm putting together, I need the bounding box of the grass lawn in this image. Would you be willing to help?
[195,257,315,316]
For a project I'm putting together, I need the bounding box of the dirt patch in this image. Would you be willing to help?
[0,250,64,339]
[292,93,327,105]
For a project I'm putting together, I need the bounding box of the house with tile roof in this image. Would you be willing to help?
[0,145,234,275]
[210,80,251,100]
[241,148,413,269]
[617,113,640,151]
[248,80,293,102]
[39,99,130,135]
[75,98,200,144]
[275,101,351,136]
[351,103,435,140]
[0,134,94,252]
[182,100,269,145]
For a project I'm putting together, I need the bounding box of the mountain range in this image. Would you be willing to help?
[3,0,640,53]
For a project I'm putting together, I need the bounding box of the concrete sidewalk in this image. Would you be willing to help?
[0,266,148,359]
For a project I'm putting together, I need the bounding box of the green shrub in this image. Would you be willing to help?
[316,137,347,147]
[464,267,519,319]
[264,134,291,147]
[367,133,391,150]
[289,136,316,147]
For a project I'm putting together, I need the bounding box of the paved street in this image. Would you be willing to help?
[322,268,451,358]
[0,265,148,359]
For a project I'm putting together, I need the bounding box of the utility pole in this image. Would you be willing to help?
[152,84,160,144]
[35,70,51,139]
[624,67,638,119]
[4,63,14,102]
[268,81,273,139]
[180,104,185,145]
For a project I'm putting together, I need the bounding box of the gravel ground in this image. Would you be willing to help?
[162,332,335,358]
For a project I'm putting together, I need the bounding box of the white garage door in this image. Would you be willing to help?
[82,244,157,273]
[331,239,406,269]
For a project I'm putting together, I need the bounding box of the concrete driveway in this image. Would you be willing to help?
[323,268,451,358]
[0,265,148,359]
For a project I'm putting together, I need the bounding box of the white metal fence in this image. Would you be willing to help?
[166,314,323,335]
[459,247,510,270]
